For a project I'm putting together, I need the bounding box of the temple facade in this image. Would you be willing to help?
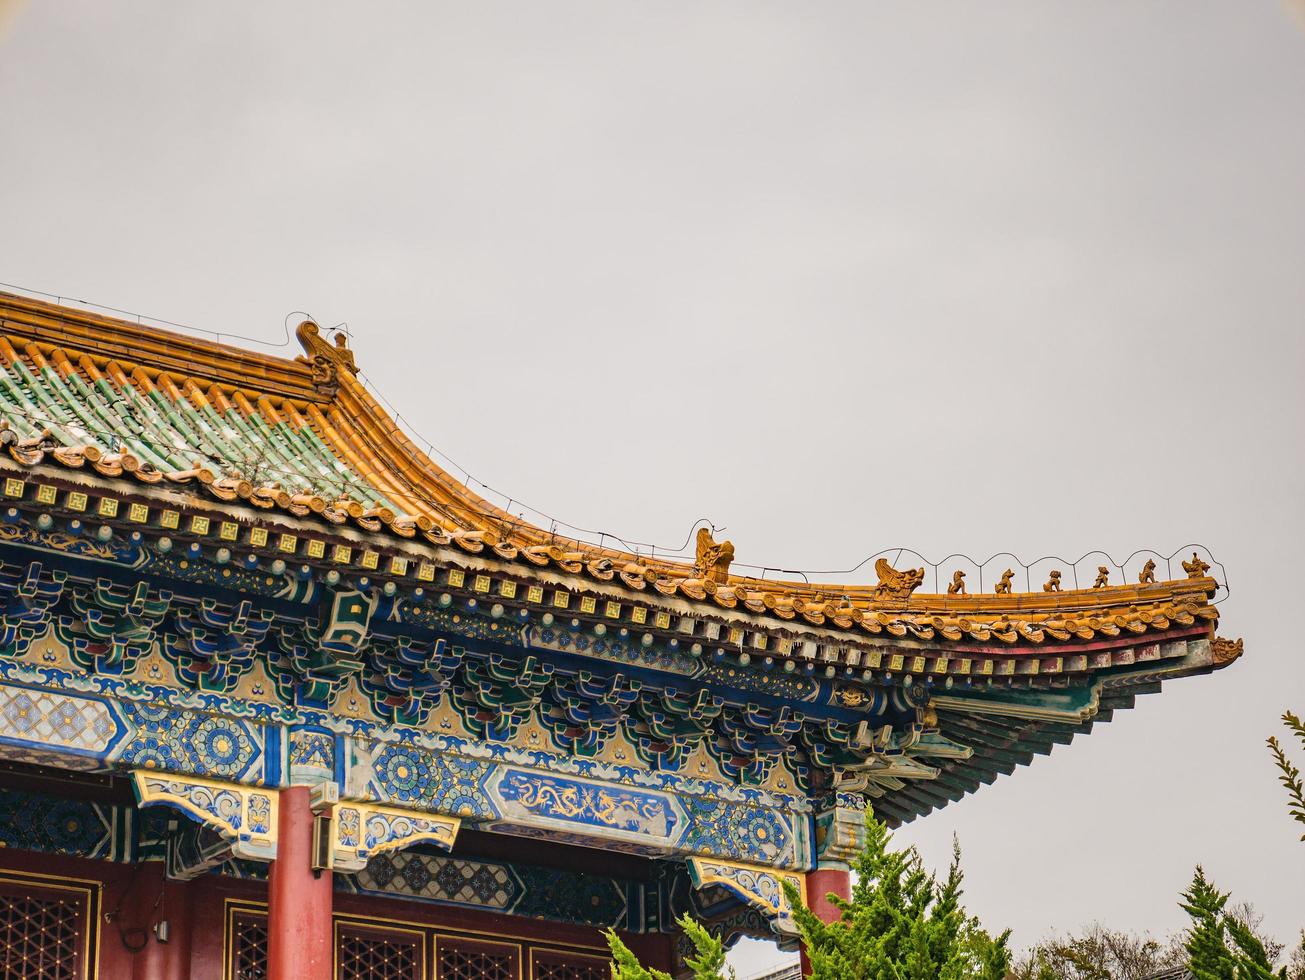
[0,290,1241,979]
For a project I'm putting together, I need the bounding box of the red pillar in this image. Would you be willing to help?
[799,867,851,978]
[267,786,333,980]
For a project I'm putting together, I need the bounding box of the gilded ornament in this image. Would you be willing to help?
[1210,635,1243,665]
[1182,552,1211,578]
[694,528,735,585]
[309,354,337,396]
[297,320,358,397]
[836,686,868,707]
[1139,559,1156,585]
[687,857,805,936]
[1043,570,1062,592]
[946,570,966,595]
[1093,566,1110,589]
[993,569,1014,595]
[873,558,925,600]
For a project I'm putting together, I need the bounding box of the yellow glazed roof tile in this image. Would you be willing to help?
[0,290,1224,649]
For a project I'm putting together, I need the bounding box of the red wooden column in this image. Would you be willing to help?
[799,867,851,977]
[267,786,333,980]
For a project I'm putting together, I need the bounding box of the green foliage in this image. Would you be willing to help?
[605,812,1007,980]
[1268,710,1305,841]
[605,930,672,980]
[783,815,1010,980]
[679,917,736,980]
[605,913,735,980]
[1182,867,1236,979]
[1012,883,1300,979]
[1180,867,1287,980]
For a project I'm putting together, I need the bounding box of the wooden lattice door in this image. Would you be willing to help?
[229,910,269,980]
[0,876,95,980]
[435,936,520,980]
[337,923,424,980]
[530,950,611,980]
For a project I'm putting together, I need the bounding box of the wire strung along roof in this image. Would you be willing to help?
[0,290,1229,654]
[0,290,1243,827]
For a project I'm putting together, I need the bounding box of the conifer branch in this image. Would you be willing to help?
[1268,710,1305,841]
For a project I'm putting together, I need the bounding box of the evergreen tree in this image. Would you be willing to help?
[605,812,1008,979]
[605,913,735,980]
[1181,867,1237,980]
[1180,867,1287,980]
[783,815,1010,980]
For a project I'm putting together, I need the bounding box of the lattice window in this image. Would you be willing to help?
[437,937,518,980]
[0,888,83,980]
[533,957,609,980]
[339,928,421,980]
[231,912,268,980]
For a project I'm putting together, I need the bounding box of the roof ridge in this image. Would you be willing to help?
[0,291,326,403]
[0,293,1226,637]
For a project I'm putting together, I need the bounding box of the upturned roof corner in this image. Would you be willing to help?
[0,289,1233,659]
[295,319,358,399]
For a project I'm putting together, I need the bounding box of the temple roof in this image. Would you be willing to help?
[0,289,1243,830]
[0,290,1225,652]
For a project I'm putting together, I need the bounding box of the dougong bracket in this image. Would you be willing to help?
[331,802,460,873]
[131,771,278,863]
[814,799,866,870]
[687,857,805,939]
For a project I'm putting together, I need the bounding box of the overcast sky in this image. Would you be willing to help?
[2,2,1303,974]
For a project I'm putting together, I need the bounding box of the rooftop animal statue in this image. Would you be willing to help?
[947,570,966,595]
[694,527,735,585]
[1139,559,1156,585]
[994,569,1014,595]
[1043,570,1062,592]
[873,558,925,600]
[1182,552,1211,578]
[1093,566,1110,588]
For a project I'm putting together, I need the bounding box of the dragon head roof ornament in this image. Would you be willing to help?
[297,320,357,398]
[872,558,925,601]
[694,528,735,585]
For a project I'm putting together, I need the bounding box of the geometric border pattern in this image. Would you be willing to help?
[342,850,634,930]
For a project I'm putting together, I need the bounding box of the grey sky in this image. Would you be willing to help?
[2,2,1303,973]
